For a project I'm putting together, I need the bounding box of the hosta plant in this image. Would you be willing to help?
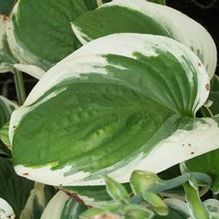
[0,0,219,218]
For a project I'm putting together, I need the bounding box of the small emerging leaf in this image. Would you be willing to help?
[143,191,168,216]
[130,170,162,195]
[80,208,109,219]
[124,204,154,219]
[105,176,130,204]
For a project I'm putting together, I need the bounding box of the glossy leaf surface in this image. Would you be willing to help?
[10,34,219,186]
[72,0,217,78]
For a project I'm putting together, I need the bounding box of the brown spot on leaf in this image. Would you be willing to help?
[205,84,210,91]
[3,15,9,21]
[22,173,29,176]
[191,152,195,155]
[198,63,202,67]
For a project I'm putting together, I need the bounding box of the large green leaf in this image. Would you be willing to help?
[40,191,86,219]
[10,34,219,187]
[7,0,99,71]
[0,158,34,218]
[71,0,217,78]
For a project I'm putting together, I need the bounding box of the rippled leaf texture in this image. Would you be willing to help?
[10,34,219,186]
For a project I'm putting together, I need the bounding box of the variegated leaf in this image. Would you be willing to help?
[19,183,56,219]
[10,34,219,186]
[71,0,217,78]
[6,0,99,71]
[40,191,86,219]
[0,15,17,74]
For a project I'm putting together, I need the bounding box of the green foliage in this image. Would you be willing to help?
[0,0,16,15]
[0,0,219,218]
[0,158,34,217]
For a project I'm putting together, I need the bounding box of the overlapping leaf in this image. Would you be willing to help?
[7,0,99,71]
[71,0,217,78]
[40,191,86,219]
[0,15,17,73]
[186,149,219,194]
[10,34,219,187]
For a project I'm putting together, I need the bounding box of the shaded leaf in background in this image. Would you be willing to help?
[208,75,219,115]
[19,183,56,219]
[0,158,34,217]
[0,96,16,157]
[186,149,219,194]
[0,0,16,15]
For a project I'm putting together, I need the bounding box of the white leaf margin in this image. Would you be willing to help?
[72,0,217,78]
[40,191,70,219]
[9,34,219,187]
[0,198,15,219]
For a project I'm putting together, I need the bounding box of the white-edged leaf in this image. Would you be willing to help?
[13,64,46,80]
[203,199,219,214]
[40,191,86,219]
[71,0,217,78]
[0,15,17,73]
[10,34,219,187]
[0,198,15,219]
[6,0,99,72]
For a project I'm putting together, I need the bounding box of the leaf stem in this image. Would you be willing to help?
[131,172,212,204]
[149,172,212,194]
[14,70,26,105]
[184,182,209,219]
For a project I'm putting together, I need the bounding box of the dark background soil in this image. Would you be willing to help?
[0,0,218,101]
